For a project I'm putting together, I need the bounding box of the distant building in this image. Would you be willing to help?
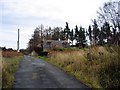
[43,40,69,50]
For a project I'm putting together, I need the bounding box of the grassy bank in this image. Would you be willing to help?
[2,56,23,89]
[45,46,120,88]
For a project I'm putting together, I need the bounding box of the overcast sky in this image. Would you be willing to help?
[0,0,118,49]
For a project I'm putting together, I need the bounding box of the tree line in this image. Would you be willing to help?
[27,1,120,53]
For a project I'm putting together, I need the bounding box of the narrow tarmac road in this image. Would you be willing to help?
[13,55,90,89]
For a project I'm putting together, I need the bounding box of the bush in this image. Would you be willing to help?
[98,46,120,88]
[99,61,120,88]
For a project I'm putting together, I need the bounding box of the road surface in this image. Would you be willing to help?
[13,55,90,89]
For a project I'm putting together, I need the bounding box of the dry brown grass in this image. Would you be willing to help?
[0,50,2,69]
[2,51,23,58]
[47,46,120,88]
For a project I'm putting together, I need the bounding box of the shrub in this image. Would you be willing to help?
[99,60,120,88]
[98,46,120,88]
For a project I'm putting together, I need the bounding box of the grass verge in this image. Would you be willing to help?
[38,56,48,61]
[2,56,23,89]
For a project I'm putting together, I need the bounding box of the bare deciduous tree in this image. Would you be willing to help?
[97,1,120,31]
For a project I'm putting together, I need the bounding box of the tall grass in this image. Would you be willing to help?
[2,50,23,88]
[2,57,22,89]
[48,46,120,88]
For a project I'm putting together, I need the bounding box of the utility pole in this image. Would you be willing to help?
[40,24,44,52]
[17,29,20,52]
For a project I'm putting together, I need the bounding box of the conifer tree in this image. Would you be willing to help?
[92,19,100,45]
[98,27,105,45]
[88,25,92,45]
[64,22,70,40]
[70,29,74,45]
[103,22,112,44]
[75,25,79,41]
